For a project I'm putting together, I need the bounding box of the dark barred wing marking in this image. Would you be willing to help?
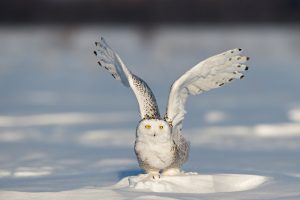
[94,37,160,119]
[131,75,160,119]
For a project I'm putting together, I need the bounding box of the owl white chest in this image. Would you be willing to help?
[135,139,174,170]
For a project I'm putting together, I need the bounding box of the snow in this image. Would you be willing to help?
[289,108,300,122]
[204,110,229,123]
[117,173,268,193]
[0,112,134,127]
[0,173,270,199]
[0,25,300,199]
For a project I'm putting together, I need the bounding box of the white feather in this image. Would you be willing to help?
[94,37,160,119]
[165,48,249,143]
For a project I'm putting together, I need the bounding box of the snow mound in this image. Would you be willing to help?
[114,172,269,194]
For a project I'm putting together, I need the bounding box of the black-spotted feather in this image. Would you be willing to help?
[94,37,160,119]
[165,48,249,148]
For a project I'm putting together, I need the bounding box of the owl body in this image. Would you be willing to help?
[94,37,249,178]
[135,119,189,175]
[135,119,175,171]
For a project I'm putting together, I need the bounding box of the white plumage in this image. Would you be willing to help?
[94,37,249,179]
[135,119,177,179]
[165,48,249,150]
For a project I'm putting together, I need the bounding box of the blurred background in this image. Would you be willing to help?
[0,0,300,192]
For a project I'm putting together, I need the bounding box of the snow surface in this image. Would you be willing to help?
[0,173,269,200]
[0,25,300,199]
[116,173,268,193]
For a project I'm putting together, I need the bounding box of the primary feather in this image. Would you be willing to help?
[165,48,249,146]
[94,37,160,119]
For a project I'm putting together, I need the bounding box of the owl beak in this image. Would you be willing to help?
[153,133,156,137]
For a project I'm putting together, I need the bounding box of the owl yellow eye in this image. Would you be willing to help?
[159,125,164,129]
[145,124,151,129]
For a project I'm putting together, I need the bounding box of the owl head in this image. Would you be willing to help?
[136,119,172,142]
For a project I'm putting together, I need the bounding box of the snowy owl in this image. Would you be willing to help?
[93,37,249,179]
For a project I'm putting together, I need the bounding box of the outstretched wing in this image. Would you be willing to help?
[165,48,249,134]
[94,37,160,119]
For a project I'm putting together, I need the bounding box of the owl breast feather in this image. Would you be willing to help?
[135,140,176,170]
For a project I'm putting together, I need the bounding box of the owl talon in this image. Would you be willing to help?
[152,174,160,180]
[147,170,160,180]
